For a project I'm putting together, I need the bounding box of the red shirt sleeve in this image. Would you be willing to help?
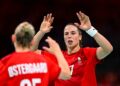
[83,47,100,64]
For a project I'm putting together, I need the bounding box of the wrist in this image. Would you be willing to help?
[39,30,47,34]
[54,50,63,57]
[86,26,98,37]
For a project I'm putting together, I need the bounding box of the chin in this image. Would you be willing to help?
[67,45,74,48]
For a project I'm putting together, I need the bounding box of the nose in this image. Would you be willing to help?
[67,33,72,38]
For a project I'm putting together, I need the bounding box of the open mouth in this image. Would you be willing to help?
[67,40,73,45]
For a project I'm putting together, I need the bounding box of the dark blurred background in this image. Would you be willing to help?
[0,0,120,85]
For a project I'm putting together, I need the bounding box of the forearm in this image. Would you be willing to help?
[94,32,113,52]
[93,31,113,59]
[76,11,113,59]
[31,30,46,51]
[54,52,71,80]
[86,26,113,60]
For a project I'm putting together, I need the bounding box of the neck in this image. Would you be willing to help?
[15,47,31,52]
[67,45,80,54]
[14,43,31,52]
[34,50,41,54]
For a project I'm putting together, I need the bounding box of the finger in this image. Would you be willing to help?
[42,46,50,52]
[47,36,57,45]
[81,12,88,21]
[45,37,49,43]
[47,36,53,41]
[45,27,53,33]
[49,17,54,24]
[79,11,84,18]
[80,13,89,25]
[45,36,52,45]
[47,13,51,21]
[76,12,81,20]
[74,22,80,27]
[49,13,52,18]
[76,12,82,24]
[46,14,50,20]
[84,15,89,24]
[43,16,46,21]
[47,13,49,18]
[79,11,83,18]
[79,25,83,29]
[79,11,86,21]
[49,26,53,30]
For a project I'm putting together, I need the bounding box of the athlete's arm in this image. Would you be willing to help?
[75,11,113,60]
[31,13,54,50]
[43,37,71,80]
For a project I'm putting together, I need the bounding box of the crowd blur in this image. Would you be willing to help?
[97,71,120,86]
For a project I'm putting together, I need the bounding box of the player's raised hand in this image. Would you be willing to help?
[75,11,91,31]
[40,13,54,33]
[43,37,61,55]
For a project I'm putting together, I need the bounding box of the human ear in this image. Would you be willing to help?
[11,34,16,43]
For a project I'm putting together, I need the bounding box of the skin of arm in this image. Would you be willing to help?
[32,14,71,80]
[31,13,54,51]
[75,11,113,60]
[43,37,71,80]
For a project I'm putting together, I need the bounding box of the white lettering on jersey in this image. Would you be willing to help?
[8,62,48,77]
[78,57,83,65]
[69,65,74,75]
[20,78,41,86]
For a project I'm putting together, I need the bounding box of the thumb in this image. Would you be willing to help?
[48,26,53,30]
[42,46,50,52]
[74,22,80,27]
[49,26,53,29]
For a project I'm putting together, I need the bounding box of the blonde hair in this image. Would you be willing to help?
[15,21,35,48]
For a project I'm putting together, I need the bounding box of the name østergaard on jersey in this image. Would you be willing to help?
[8,62,48,77]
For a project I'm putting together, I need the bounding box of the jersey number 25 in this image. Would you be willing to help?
[20,78,41,86]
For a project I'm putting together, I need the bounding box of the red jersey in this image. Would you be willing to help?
[55,47,99,86]
[41,51,59,86]
[0,51,60,86]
